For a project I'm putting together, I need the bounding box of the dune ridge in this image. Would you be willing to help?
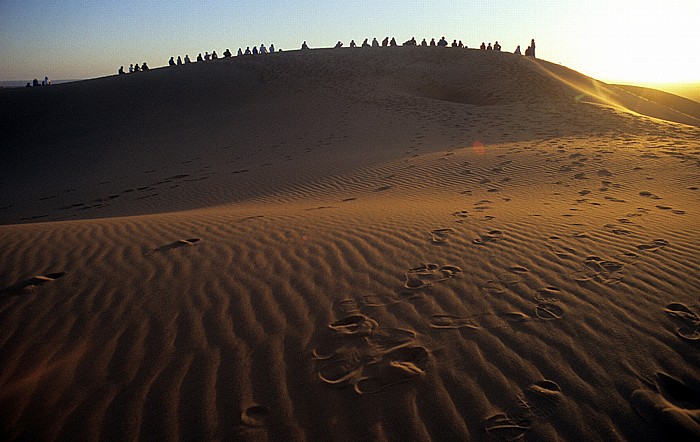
[1,48,699,440]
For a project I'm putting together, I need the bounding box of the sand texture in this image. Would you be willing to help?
[1,48,699,441]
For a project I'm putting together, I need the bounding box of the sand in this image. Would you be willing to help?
[1,47,699,441]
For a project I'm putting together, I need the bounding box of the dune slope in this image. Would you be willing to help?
[1,48,699,441]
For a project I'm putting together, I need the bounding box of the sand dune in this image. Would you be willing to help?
[1,48,699,440]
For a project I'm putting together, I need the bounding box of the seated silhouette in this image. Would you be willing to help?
[437,37,448,47]
[141,62,149,71]
[301,41,309,50]
[372,38,379,47]
[177,56,182,65]
[362,38,370,47]
[350,40,356,47]
[223,48,232,57]
[118,66,125,75]
[169,56,175,66]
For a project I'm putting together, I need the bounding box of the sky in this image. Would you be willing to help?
[1,0,698,87]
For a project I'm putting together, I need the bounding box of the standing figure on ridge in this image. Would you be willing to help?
[530,39,536,58]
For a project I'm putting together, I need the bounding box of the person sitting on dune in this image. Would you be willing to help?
[237,48,243,56]
[430,38,436,46]
[480,42,486,50]
[403,37,416,46]
[260,44,268,54]
[494,41,501,51]
[458,40,464,48]
[487,43,493,50]
[141,62,149,71]
[371,38,379,47]
[350,40,356,48]
[244,47,251,55]
[177,56,182,65]
[362,38,370,47]
[335,41,343,48]
[514,45,521,55]
[438,37,448,47]
[129,64,134,73]
[382,37,389,46]
[184,54,191,63]
[223,48,232,58]
[197,53,203,62]
[204,52,210,61]
[212,51,218,59]
[390,37,397,46]
[169,56,176,66]
[134,64,141,72]
[270,44,275,53]
[118,66,125,75]
[525,45,532,56]
[451,39,458,47]
[420,38,427,46]
[301,41,309,50]
[253,46,259,55]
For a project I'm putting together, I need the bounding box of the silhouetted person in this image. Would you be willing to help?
[26,82,31,87]
[212,51,218,59]
[403,37,416,46]
[514,45,521,55]
[244,47,251,55]
[524,46,532,56]
[177,56,182,65]
[141,62,149,71]
[33,78,40,86]
[129,63,134,73]
[487,43,493,50]
[134,64,141,72]
[382,37,389,47]
[350,40,356,48]
[362,38,370,47]
[197,53,203,62]
[390,37,397,46]
[530,39,536,58]
[118,66,125,75]
[458,40,464,48]
[184,54,191,63]
[223,48,232,57]
[270,44,275,53]
[451,39,458,47]
[438,37,448,47]
[335,41,343,48]
[371,38,379,47]
[494,41,501,51]
[169,56,176,66]
[260,44,268,54]
[430,38,436,47]
[237,48,243,56]
[480,42,486,50]
[420,38,427,46]
[252,46,258,55]
[301,41,309,50]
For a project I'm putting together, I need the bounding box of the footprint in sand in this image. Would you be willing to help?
[404,264,462,289]
[631,373,700,438]
[473,230,503,245]
[535,303,564,320]
[637,239,669,252]
[452,210,469,223]
[484,413,532,441]
[517,380,563,418]
[664,303,700,341]
[313,315,426,395]
[571,256,624,284]
[0,272,67,296]
[430,228,456,244]
[354,346,429,394]
[147,238,200,255]
[241,405,270,428]
[431,312,531,330]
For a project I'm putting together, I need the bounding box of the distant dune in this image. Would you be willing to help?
[1,48,699,441]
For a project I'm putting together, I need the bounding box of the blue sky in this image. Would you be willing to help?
[1,0,698,85]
